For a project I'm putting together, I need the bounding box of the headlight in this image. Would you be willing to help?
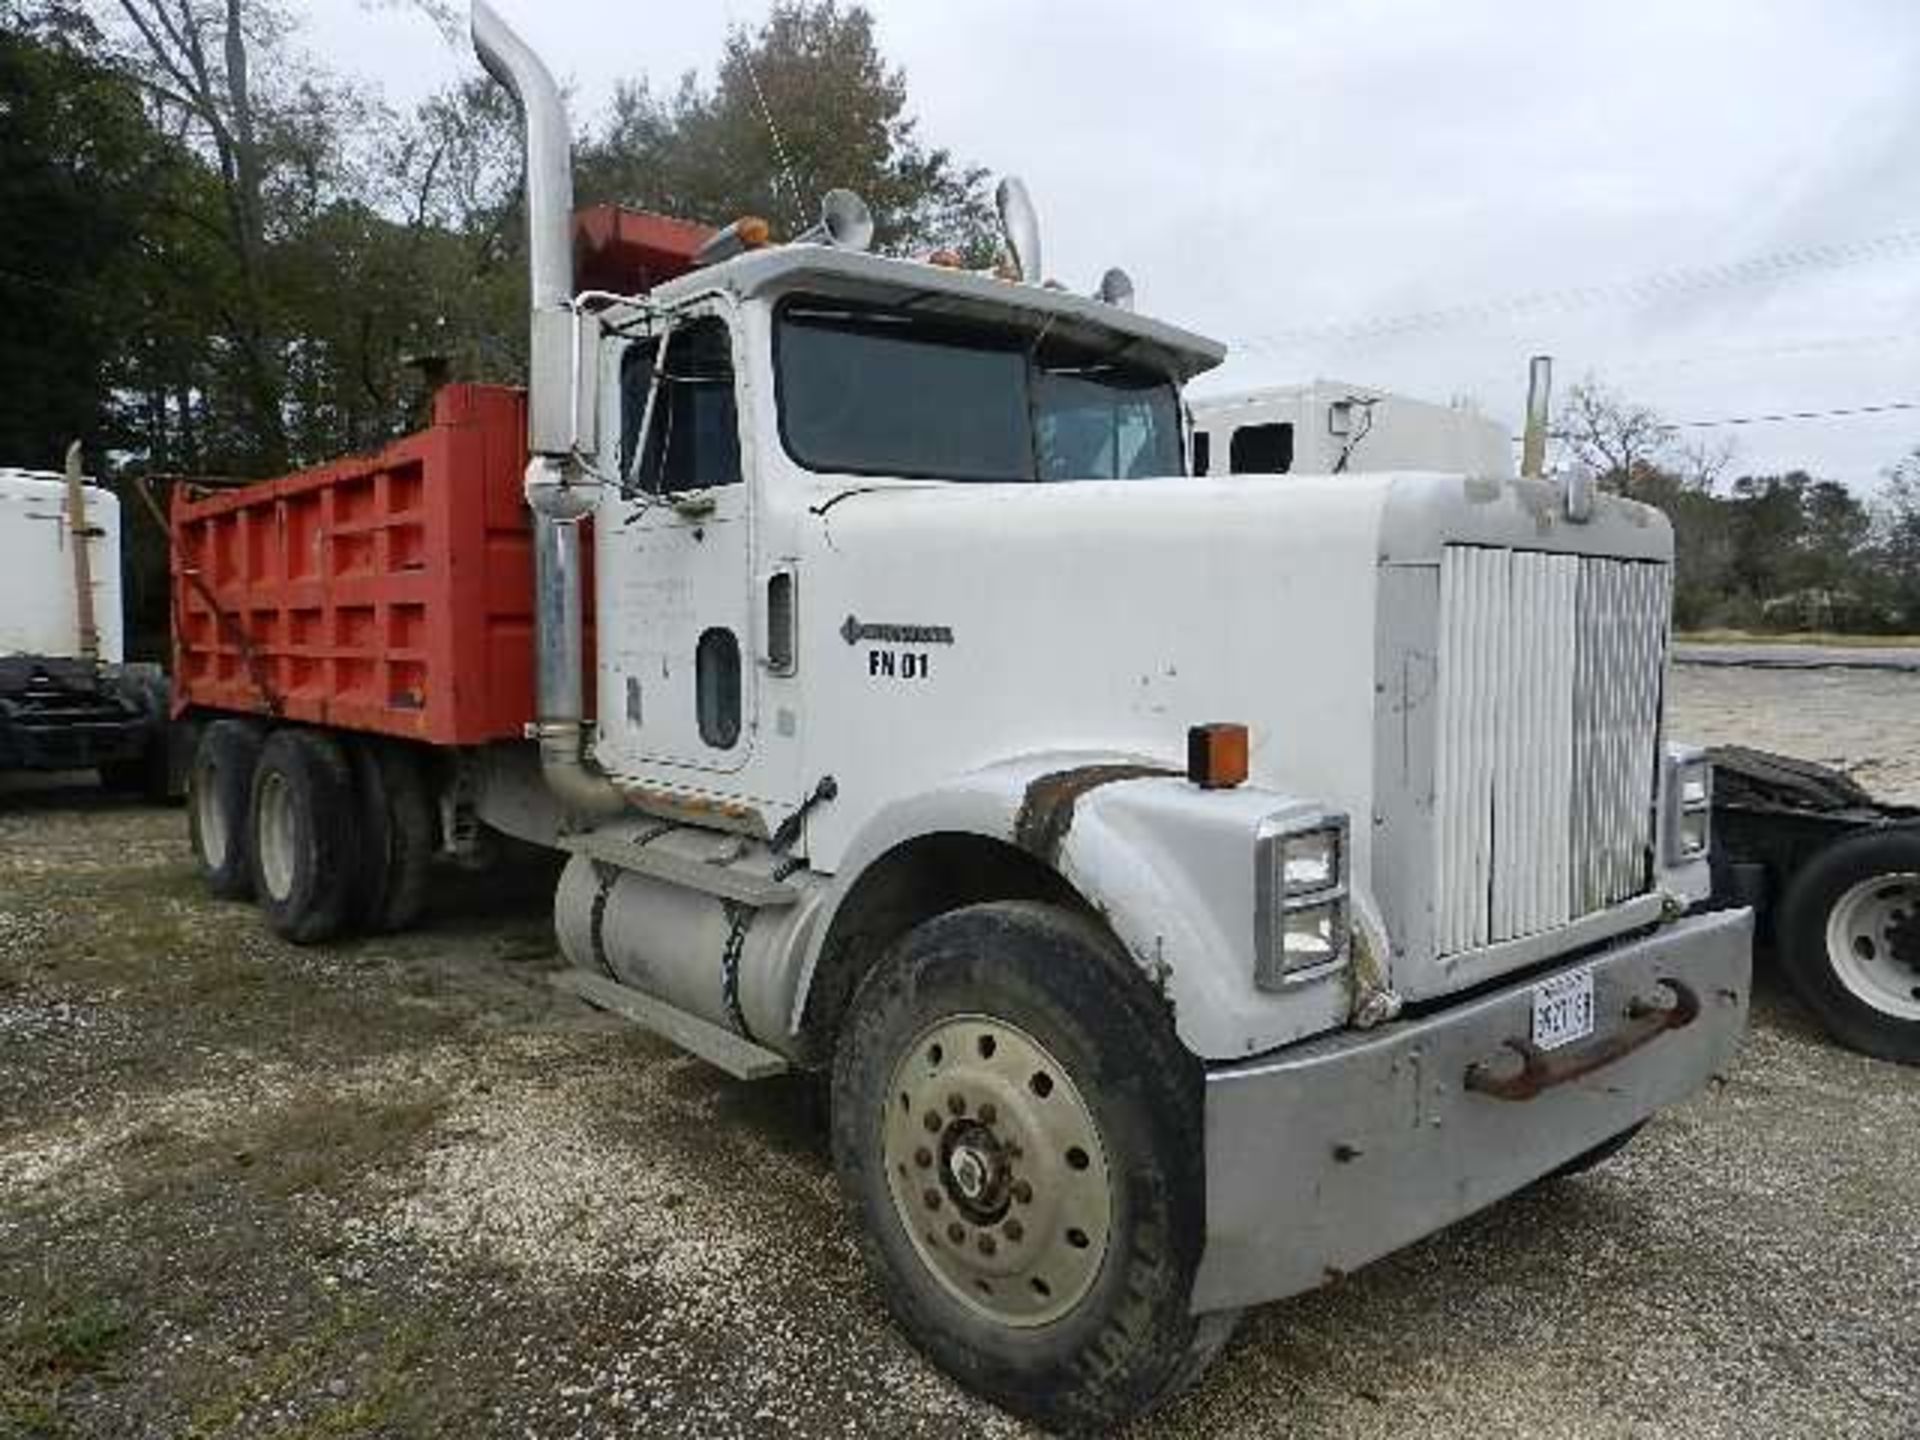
[1281,826,1341,896]
[1257,815,1350,991]
[1664,751,1713,863]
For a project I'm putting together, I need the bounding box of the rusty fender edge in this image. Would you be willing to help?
[1011,763,1179,865]
[1189,905,1753,1313]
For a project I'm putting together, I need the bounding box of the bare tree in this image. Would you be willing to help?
[104,0,291,465]
[1553,378,1674,501]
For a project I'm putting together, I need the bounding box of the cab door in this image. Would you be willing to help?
[601,309,758,781]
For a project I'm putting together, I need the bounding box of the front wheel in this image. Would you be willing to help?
[1777,828,1920,1065]
[831,901,1235,1434]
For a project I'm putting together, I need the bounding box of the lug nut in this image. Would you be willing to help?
[947,1093,966,1116]
[977,1235,997,1257]
[1012,1180,1033,1205]
[923,1111,942,1134]
[978,1103,997,1126]
[1004,1218,1024,1242]
[914,1147,932,1169]
[947,1222,966,1245]
[923,1188,942,1211]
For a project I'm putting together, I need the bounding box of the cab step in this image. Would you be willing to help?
[549,968,791,1081]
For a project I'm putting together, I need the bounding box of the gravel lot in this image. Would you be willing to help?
[3,663,1918,1439]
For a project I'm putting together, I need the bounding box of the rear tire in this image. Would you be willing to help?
[1776,827,1920,1064]
[248,728,358,944]
[348,739,437,933]
[102,670,177,804]
[830,901,1234,1434]
[188,719,262,899]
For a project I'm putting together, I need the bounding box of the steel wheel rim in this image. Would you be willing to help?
[1825,871,1920,1020]
[255,770,298,903]
[882,1013,1112,1328]
[195,765,228,869]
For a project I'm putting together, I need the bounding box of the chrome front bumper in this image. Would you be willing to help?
[1192,906,1752,1313]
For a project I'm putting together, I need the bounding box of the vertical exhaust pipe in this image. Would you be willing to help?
[995,176,1043,283]
[64,441,99,665]
[1520,354,1552,480]
[472,0,621,819]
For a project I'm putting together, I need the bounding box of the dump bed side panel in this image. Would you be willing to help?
[171,385,541,746]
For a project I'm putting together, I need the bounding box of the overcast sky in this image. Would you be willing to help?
[305,0,1920,491]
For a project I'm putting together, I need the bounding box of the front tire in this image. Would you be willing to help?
[1776,828,1920,1064]
[830,901,1234,1433]
[248,728,358,944]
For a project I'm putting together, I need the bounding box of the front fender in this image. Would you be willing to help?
[794,752,1363,1061]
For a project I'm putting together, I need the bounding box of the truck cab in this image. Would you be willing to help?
[522,179,1750,1429]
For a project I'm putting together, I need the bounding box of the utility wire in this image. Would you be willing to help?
[1230,225,1920,353]
[1512,399,1920,443]
[1665,399,1920,432]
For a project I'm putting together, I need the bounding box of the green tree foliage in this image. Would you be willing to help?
[1,0,992,654]
[0,4,184,466]
[575,1,995,256]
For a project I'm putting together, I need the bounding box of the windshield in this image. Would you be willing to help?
[775,298,1183,482]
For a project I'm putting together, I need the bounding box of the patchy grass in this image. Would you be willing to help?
[1,1292,133,1438]
[117,1089,451,1207]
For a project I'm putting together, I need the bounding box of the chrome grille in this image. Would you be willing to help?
[1434,546,1668,955]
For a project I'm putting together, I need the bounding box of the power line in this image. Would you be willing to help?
[1514,399,1920,444]
[1230,225,1920,353]
[1666,399,1920,432]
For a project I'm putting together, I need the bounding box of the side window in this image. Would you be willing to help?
[621,316,741,495]
[1230,422,1293,475]
[1192,430,1211,476]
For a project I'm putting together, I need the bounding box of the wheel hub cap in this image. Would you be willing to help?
[882,1014,1113,1328]
[1826,871,1920,1021]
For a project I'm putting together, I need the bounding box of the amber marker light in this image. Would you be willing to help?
[1187,723,1250,790]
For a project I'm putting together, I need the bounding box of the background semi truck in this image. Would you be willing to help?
[166,2,1752,1429]
[1,450,172,797]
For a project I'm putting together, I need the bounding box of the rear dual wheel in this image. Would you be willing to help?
[188,719,263,899]
[188,723,435,943]
[831,901,1236,1434]
[249,729,359,943]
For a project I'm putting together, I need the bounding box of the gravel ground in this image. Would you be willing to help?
[3,665,1919,1439]
[1668,662,1920,802]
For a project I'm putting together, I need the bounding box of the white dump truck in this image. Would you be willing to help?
[169,3,1752,1428]
[0,454,171,795]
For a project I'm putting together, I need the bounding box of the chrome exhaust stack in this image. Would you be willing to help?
[995,176,1042,282]
[472,0,622,819]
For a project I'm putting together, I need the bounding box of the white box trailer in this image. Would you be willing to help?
[0,464,170,792]
[1190,380,1514,478]
[0,468,125,663]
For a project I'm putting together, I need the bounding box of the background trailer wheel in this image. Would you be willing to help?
[187,719,262,899]
[248,728,359,944]
[830,901,1236,1435]
[1776,828,1920,1065]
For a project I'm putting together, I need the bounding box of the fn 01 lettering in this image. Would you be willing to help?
[869,649,931,681]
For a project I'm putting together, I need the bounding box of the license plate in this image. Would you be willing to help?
[1531,968,1595,1051]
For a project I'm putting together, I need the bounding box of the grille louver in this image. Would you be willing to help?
[1434,546,1668,955]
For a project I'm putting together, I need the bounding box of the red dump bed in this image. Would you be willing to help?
[171,385,545,746]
